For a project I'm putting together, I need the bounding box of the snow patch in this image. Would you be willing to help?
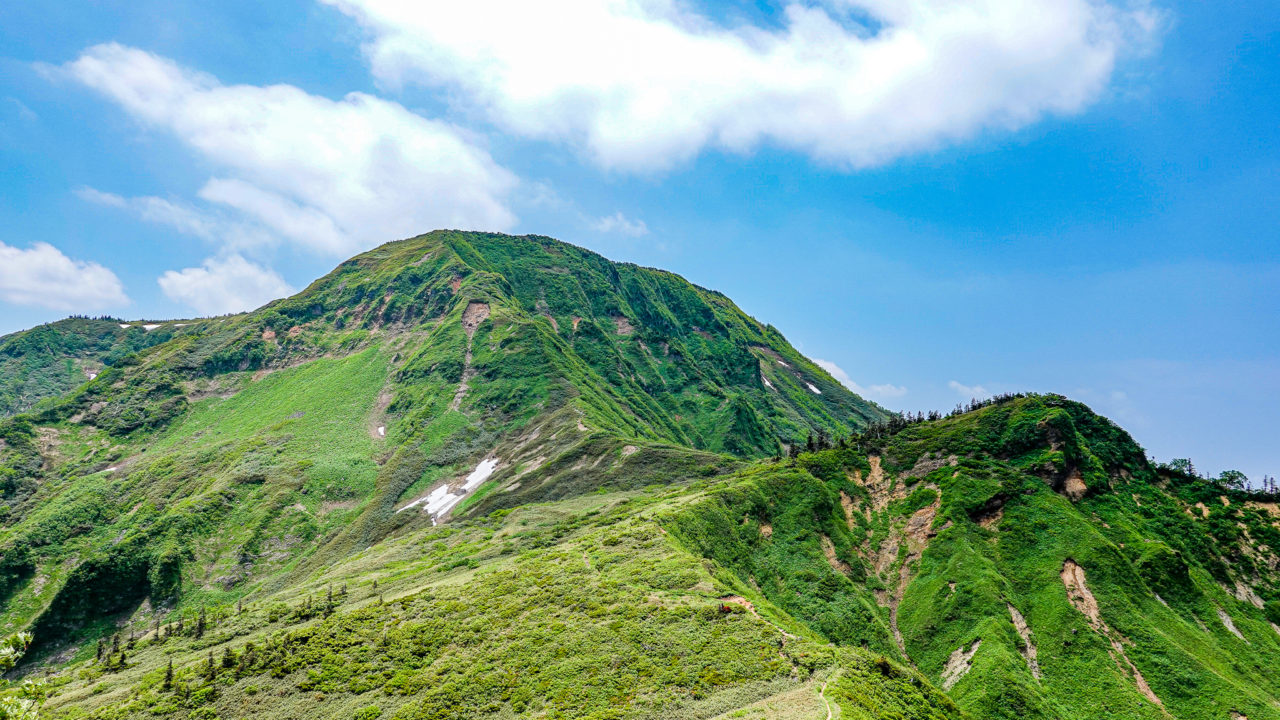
[776,360,790,367]
[143,324,161,331]
[118,324,130,329]
[762,376,774,389]
[399,457,500,524]
[806,382,822,394]
[87,372,98,381]
[377,425,386,437]
[104,466,118,473]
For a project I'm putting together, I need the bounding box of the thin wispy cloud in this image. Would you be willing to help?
[326,0,1160,171]
[590,211,649,237]
[949,380,991,399]
[814,358,907,401]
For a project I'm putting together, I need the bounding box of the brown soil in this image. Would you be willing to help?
[1218,608,1246,640]
[450,276,462,292]
[261,329,276,341]
[941,640,981,690]
[1062,559,1163,706]
[839,491,857,530]
[903,452,958,479]
[613,316,635,335]
[1063,469,1088,501]
[450,303,490,411]
[820,535,852,575]
[1062,559,1102,627]
[760,522,773,539]
[461,301,490,338]
[1249,501,1280,518]
[719,596,797,640]
[1008,603,1042,680]
[978,506,1004,529]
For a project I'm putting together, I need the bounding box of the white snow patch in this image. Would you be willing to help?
[87,372,98,381]
[377,425,386,437]
[806,382,822,394]
[104,466,118,473]
[143,324,161,331]
[174,323,188,327]
[398,457,500,524]
[118,324,130,329]
[776,360,790,367]
[762,376,774,389]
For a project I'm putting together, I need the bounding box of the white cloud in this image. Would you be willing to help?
[158,255,294,315]
[61,43,518,256]
[949,380,991,399]
[814,358,907,400]
[590,211,649,237]
[77,187,221,242]
[325,0,1160,171]
[0,241,128,311]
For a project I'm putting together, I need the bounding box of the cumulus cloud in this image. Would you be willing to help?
[61,43,519,256]
[158,255,294,315]
[0,241,128,311]
[814,358,907,400]
[590,211,649,237]
[949,380,991,399]
[325,0,1160,171]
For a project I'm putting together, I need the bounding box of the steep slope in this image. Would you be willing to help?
[663,394,1280,720]
[0,230,886,661]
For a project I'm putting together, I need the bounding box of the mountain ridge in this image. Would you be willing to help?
[0,230,1277,720]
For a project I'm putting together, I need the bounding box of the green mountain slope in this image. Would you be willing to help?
[0,317,203,419]
[1,231,1277,720]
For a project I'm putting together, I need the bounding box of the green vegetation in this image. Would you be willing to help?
[0,231,1277,719]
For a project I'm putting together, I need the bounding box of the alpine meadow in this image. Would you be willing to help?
[0,231,1277,720]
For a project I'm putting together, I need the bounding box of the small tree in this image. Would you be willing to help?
[163,659,174,691]
[1218,470,1249,491]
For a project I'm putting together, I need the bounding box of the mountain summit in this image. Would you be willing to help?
[1,232,1278,720]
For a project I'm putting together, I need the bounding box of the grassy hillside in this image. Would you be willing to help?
[0,317,203,419]
[2,231,1277,719]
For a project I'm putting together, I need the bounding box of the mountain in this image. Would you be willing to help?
[1,231,1278,720]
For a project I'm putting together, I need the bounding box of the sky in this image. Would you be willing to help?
[0,0,1276,482]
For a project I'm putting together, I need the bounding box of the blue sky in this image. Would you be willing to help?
[0,0,1276,482]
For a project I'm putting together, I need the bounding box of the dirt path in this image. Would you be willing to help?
[819,671,838,720]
